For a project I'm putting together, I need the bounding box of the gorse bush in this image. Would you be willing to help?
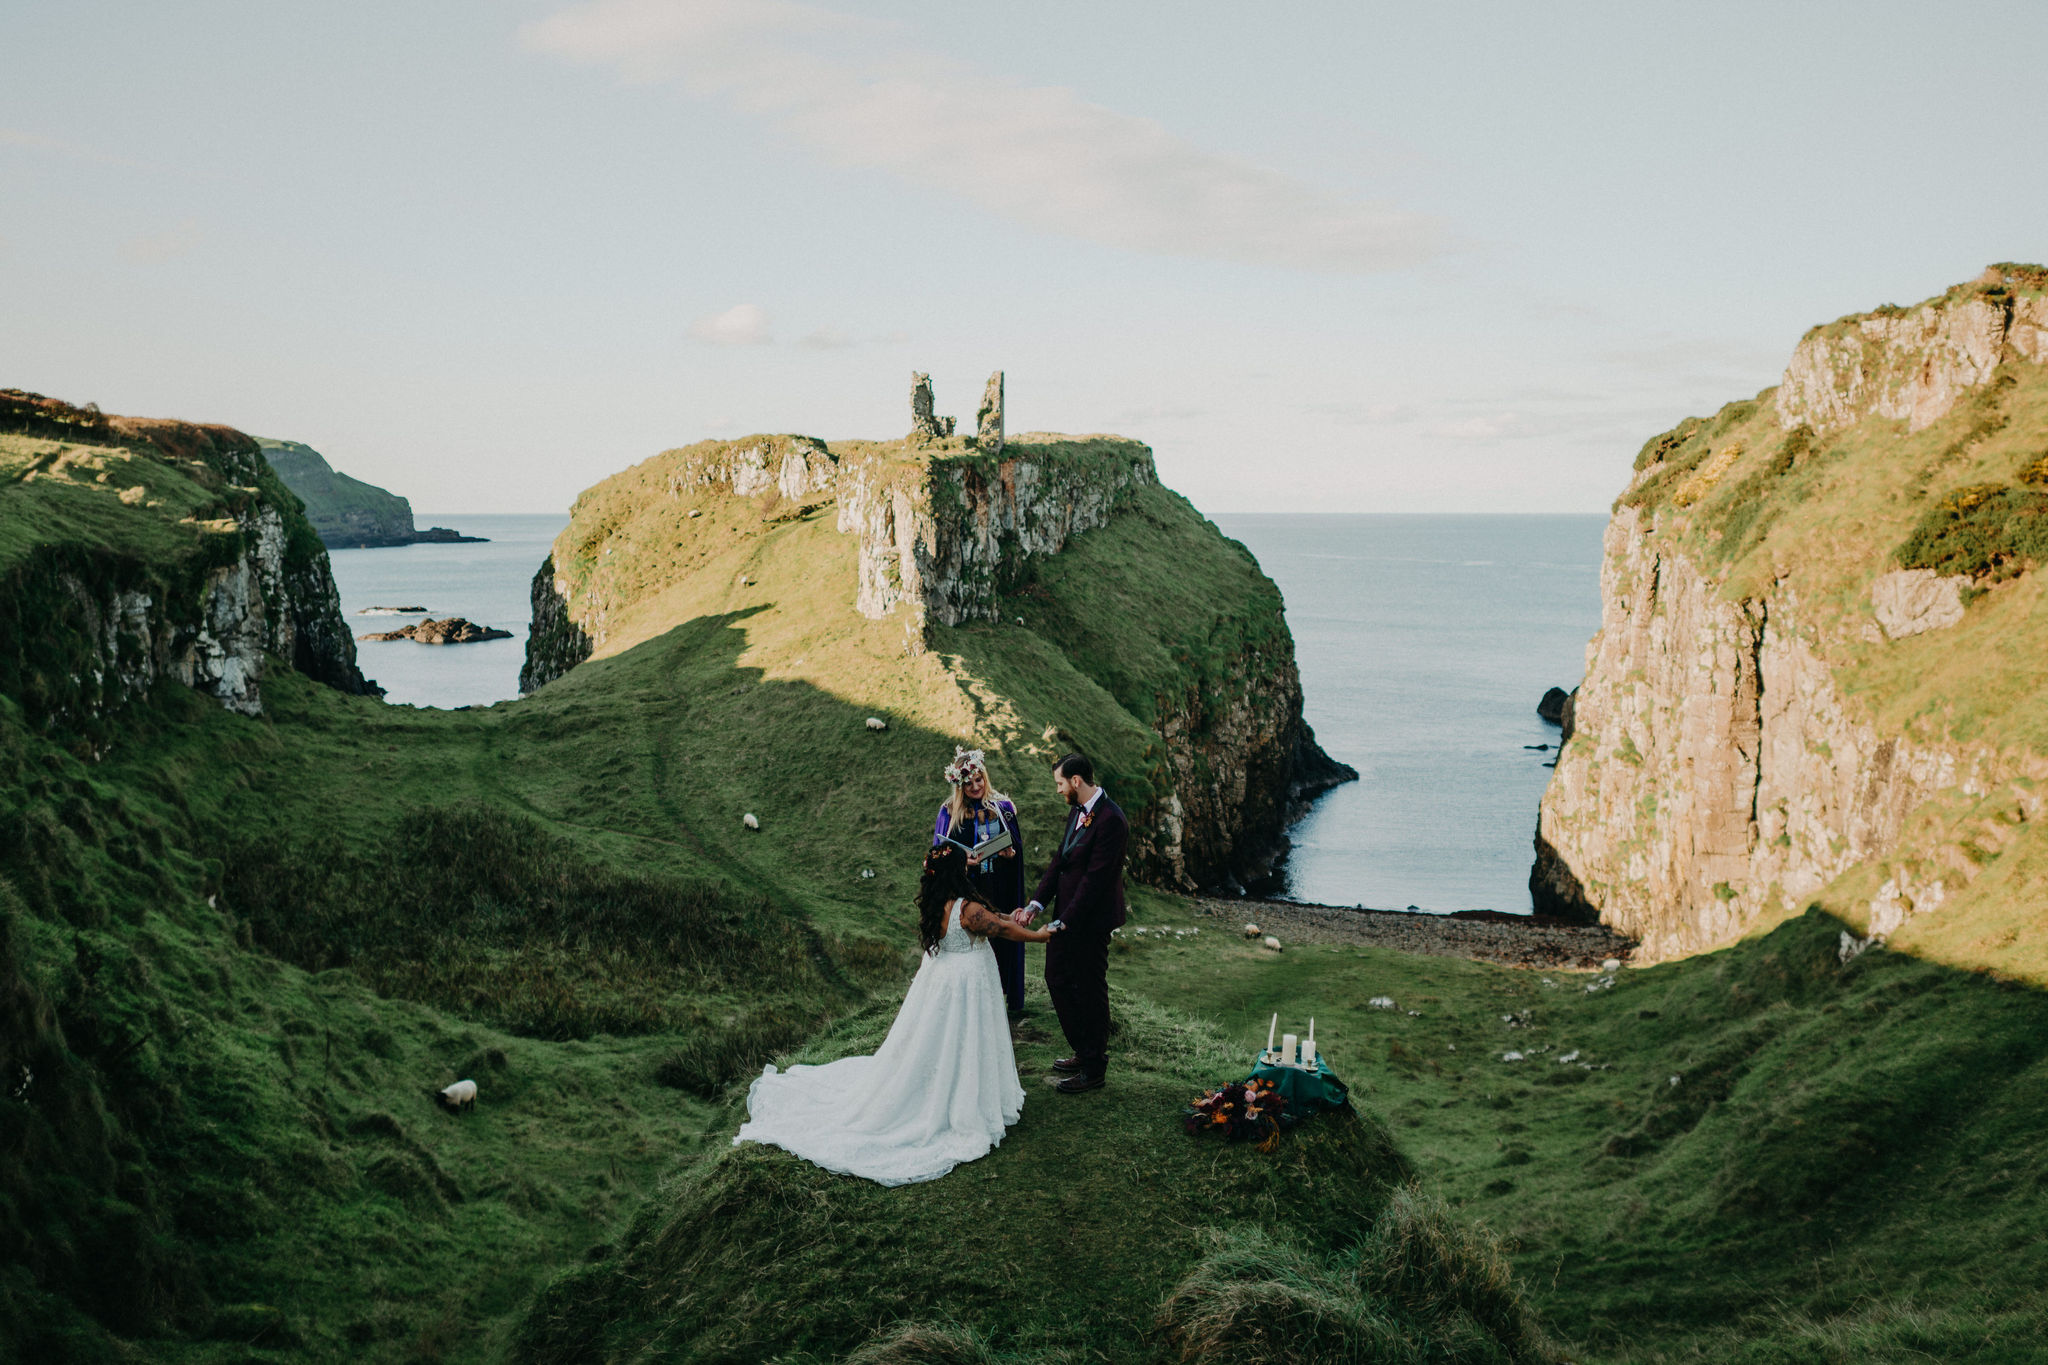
[222,806,824,1039]
[1894,482,2048,581]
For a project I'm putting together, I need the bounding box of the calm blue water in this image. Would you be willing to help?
[327,514,567,709]
[330,511,1608,911]
[1214,515,1607,914]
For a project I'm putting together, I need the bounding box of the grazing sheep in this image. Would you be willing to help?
[743,812,760,830]
[1261,935,1282,952]
[865,717,887,731]
[437,1079,477,1114]
[1242,923,1261,939]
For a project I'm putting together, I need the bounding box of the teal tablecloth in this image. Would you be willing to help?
[1246,1055,1349,1123]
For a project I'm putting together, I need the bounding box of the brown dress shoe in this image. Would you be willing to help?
[1050,1056,1084,1073]
[1055,1073,1105,1094]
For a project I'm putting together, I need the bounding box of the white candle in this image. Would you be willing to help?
[1281,1033,1297,1066]
[1267,1013,1277,1053]
[1306,1018,1315,1067]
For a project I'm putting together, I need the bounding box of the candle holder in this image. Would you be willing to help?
[1260,1014,1321,1070]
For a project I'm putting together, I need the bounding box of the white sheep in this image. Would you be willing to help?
[743,812,760,830]
[865,717,887,731]
[437,1079,477,1114]
[1242,923,1261,939]
[1262,935,1282,952]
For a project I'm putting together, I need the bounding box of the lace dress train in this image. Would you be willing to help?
[733,900,1025,1187]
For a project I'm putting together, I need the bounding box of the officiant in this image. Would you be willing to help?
[932,748,1027,1016]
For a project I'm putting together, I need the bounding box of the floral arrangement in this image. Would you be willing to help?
[1182,1078,1287,1151]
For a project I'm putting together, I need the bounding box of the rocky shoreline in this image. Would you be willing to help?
[1191,896,1634,970]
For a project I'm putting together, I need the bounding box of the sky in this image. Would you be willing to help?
[4,1,2046,516]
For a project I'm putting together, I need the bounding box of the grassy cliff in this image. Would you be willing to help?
[1537,267,2048,976]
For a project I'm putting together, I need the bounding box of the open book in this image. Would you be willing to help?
[945,824,1013,863]
[968,825,1013,861]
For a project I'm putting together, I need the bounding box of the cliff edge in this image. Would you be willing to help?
[0,389,376,738]
[1534,266,2048,975]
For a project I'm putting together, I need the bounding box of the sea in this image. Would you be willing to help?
[1214,515,1608,915]
[328,513,569,711]
[330,512,1608,914]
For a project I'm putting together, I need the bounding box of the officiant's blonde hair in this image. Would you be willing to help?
[944,749,1010,830]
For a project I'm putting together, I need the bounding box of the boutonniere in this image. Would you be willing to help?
[1079,812,1095,830]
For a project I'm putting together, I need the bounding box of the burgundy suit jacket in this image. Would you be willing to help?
[1032,793,1129,933]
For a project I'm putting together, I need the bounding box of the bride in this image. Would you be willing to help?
[733,842,1059,1186]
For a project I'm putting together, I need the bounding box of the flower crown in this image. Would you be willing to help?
[943,746,986,786]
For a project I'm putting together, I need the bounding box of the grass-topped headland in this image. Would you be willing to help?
[1537,266,2048,971]
[525,425,1351,892]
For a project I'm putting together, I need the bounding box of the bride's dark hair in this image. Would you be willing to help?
[918,843,980,955]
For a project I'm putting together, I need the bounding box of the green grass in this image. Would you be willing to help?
[1110,901,2048,1363]
[508,986,1522,1365]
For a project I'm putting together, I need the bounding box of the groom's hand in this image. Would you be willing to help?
[1017,901,1043,926]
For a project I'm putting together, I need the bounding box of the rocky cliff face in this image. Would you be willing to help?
[1535,268,2048,960]
[834,436,1157,642]
[0,392,375,735]
[518,555,593,694]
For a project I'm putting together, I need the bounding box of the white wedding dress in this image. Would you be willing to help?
[733,898,1026,1186]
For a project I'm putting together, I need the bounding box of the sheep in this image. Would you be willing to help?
[1241,923,1261,939]
[437,1078,477,1114]
[865,717,887,731]
[1261,935,1282,952]
[742,812,760,830]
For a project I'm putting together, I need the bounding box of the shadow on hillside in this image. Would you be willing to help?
[509,607,1098,935]
[1479,901,2048,1356]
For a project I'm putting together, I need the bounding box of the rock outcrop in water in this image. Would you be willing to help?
[0,390,376,732]
[1534,267,2048,964]
[359,617,512,644]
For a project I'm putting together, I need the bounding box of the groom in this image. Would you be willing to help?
[1018,752,1128,1094]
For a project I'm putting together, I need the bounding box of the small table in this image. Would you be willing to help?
[1247,1054,1350,1123]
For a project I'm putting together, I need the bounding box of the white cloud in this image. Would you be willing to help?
[689,301,773,345]
[521,0,1444,274]
[118,220,201,265]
